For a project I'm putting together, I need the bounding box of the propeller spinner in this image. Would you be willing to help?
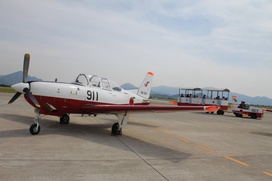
[8,54,41,108]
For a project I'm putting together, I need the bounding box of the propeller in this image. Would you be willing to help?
[23,53,30,83]
[8,54,41,108]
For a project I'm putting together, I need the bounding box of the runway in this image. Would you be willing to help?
[0,93,272,181]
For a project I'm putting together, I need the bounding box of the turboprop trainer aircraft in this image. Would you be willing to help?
[8,54,219,136]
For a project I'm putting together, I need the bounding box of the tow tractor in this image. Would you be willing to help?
[177,88,230,115]
[230,101,264,119]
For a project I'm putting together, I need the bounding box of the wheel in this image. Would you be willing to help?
[29,124,40,135]
[250,113,257,119]
[60,114,70,124]
[111,123,122,135]
[217,110,224,115]
[211,112,214,114]
[234,113,242,117]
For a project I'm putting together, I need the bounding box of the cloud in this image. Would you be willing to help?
[0,0,272,98]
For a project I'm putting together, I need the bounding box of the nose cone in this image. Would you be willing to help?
[11,82,29,93]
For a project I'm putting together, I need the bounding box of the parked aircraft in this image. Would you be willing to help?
[8,54,219,135]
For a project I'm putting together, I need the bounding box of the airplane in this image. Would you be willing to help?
[8,54,219,136]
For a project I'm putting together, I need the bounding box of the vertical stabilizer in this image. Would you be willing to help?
[137,72,154,99]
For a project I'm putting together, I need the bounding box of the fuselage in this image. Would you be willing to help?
[25,81,149,117]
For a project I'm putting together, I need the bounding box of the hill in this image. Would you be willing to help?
[0,71,42,86]
[121,84,272,106]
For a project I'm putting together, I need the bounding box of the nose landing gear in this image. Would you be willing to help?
[29,109,41,135]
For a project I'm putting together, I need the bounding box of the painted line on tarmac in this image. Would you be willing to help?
[197,145,214,153]
[161,130,174,136]
[157,128,191,144]
[178,137,190,143]
[223,156,249,167]
[131,119,156,127]
[133,120,271,178]
[263,171,272,177]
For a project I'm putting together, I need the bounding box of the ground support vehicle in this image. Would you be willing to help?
[177,88,230,115]
[230,102,264,119]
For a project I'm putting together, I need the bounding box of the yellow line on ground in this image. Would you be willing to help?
[263,171,272,177]
[178,137,190,143]
[132,119,140,123]
[161,130,174,136]
[197,145,214,152]
[223,156,249,167]
[132,119,155,127]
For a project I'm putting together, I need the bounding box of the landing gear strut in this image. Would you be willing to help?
[60,114,70,124]
[29,109,41,135]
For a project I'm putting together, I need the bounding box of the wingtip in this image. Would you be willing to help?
[148,72,154,76]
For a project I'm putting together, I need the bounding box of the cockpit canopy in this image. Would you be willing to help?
[73,73,122,91]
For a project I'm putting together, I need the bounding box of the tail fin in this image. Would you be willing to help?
[137,72,154,99]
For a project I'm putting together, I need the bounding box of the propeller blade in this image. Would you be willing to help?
[8,92,22,104]
[24,89,41,108]
[23,54,30,83]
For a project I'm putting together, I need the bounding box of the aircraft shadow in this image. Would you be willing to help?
[0,113,191,162]
[86,116,159,128]
[251,132,272,137]
[191,112,237,118]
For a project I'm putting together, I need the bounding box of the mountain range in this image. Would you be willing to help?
[120,85,272,106]
[0,71,41,85]
[1,72,272,106]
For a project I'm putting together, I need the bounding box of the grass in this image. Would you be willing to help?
[0,86,16,93]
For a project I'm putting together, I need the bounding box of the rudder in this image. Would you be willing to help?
[137,72,154,99]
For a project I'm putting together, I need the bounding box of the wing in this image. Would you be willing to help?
[81,104,219,114]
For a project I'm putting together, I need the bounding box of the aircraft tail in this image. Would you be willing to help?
[137,72,154,99]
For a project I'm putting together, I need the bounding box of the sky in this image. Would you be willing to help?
[0,0,272,98]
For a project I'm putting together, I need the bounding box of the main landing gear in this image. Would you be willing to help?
[111,123,122,135]
[111,113,129,136]
[60,114,70,124]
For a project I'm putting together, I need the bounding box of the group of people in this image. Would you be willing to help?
[180,94,228,100]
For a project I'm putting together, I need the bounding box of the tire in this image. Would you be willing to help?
[234,113,242,117]
[217,110,224,115]
[30,124,40,135]
[111,123,122,135]
[60,114,70,124]
[250,113,257,119]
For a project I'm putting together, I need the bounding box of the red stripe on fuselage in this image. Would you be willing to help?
[24,95,149,117]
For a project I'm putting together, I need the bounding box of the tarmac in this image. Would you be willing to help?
[0,92,272,181]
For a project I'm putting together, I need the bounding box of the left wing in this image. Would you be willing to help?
[81,104,219,114]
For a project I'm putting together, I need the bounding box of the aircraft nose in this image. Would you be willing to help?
[11,82,29,93]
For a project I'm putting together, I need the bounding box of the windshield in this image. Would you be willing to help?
[110,80,122,92]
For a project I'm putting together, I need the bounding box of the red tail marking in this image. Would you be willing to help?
[144,81,150,87]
